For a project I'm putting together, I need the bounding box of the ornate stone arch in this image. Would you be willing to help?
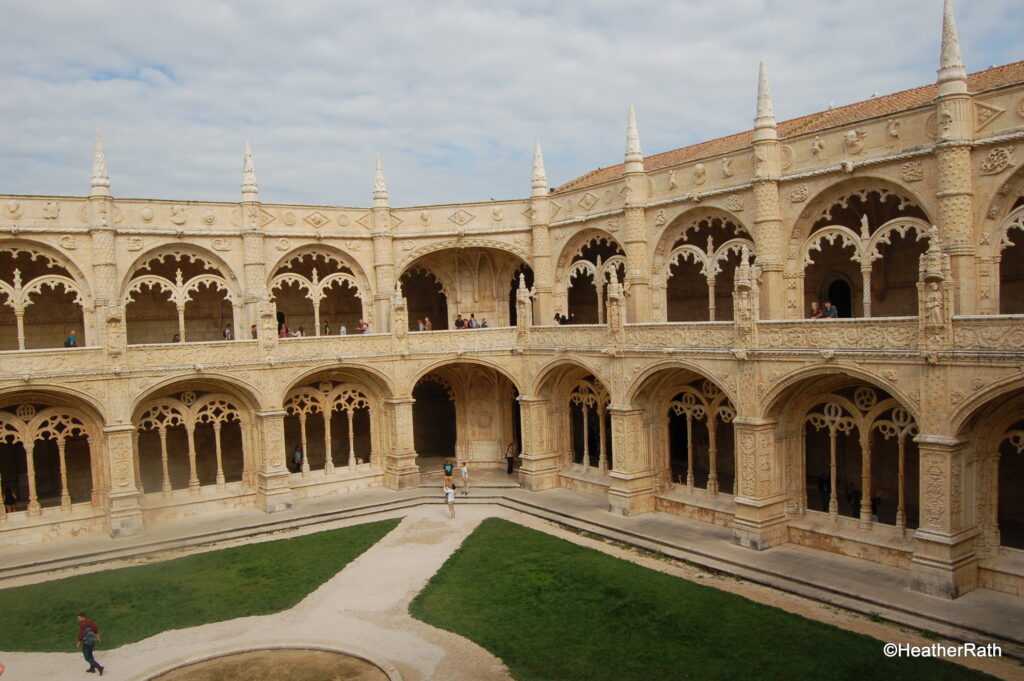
[268,244,373,295]
[120,244,241,302]
[650,207,751,279]
[397,238,529,274]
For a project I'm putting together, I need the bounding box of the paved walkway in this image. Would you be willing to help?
[0,506,514,681]
[1,470,1023,680]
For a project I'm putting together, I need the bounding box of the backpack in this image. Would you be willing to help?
[82,626,97,646]
[63,339,71,347]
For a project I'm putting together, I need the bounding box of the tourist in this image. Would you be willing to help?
[223,324,233,340]
[443,480,456,519]
[3,485,16,512]
[481,318,488,328]
[291,445,303,472]
[823,299,838,319]
[468,313,479,329]
[75,612,104,675]
[424,317,432,331]
[64,330,77,347]
[358,319,369,334]
[250,324,257,339]
[295,326,305,337]
[324,322,331,335]
[871,495,882,523]
[279,323,289,338]
[460,460,470,495]
[0,660,6,676]
[418,319,425,332]
[454,314,465,329]
[443,459,454,486]
[809,301,824,319]
[339,323,347,335]
[505,442,516,475]
[553,313,561,325]
[171,333,180,343]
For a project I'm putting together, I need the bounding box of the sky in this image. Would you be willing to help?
[0,1,1020,208]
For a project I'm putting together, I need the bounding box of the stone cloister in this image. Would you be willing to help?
[0,2,1022,603]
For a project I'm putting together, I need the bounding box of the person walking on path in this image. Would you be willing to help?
[443,481,456,519]
[442,459,454,487]
[459,461,470,495]
[505,442,516,475]
[75,612,104,675]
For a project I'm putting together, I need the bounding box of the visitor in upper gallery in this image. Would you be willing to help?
[171,333,181,343]
[809,301,824,320]
[250,324,257,339]
[424,317,432,331]
[279,323,290,338]
[64,330,77,347]
[822,300,839,319]
[417,319,425,331]
[454,314,466,329]
[468,314,480,328]
[324,322,331,335]
[339,323,347,335]
[481,318,488,328]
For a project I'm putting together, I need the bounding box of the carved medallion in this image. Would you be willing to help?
[304,211,329,228]
[788,183,809,203]
[448,209,475,226]
[979,147,1015,175]
[692,163,707,186]
[900,161,924,182]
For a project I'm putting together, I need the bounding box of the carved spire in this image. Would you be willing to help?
[90,129,110,196]
[241,140,259,202]
[753,61,778,142]
[531,139,548,197]
[937,0,967,96]
[373,153,389,206]
[624,105,644,175]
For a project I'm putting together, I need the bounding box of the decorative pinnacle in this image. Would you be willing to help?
[754,61,778,141]
[90,130,110,196]
[624,105,644,174]
[373,153,389,205]
[531,139,548,196]
[241,140,259,202]
[937,0,967,94]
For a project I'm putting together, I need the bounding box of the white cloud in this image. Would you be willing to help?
[0,0,1019,206]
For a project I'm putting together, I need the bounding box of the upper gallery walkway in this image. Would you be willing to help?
[1,315,1021,378]
[2,469,1021,659]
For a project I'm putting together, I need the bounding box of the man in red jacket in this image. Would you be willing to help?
[75,612,104,675]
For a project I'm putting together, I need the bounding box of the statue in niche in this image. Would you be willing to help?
[925,282,944,325]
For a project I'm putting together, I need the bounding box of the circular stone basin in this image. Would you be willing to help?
[150,648,390,681]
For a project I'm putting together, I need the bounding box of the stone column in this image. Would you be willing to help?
[910,434,979,598]
[622,107,651,323]
[530,140,554,325]
[383,396,420,489]
[371,154,394,331]
[731,417,789,550]
[751,63,786,320]
[254,409,293,513]
[607,406,657,516]
[518,395,559,491]
[104,423,145,538]
[88,134,121,357]
[933,0,977,315]
[241,141,267,339]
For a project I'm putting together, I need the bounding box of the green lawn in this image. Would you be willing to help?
[0,517,400,652]
[410,518,997,681]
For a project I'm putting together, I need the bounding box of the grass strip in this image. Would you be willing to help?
[410,517,997,681]
[0,517,400,651]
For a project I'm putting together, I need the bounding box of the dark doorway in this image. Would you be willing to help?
[413,380,456,457]
[826,279,853,318]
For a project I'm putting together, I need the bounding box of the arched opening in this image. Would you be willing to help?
[283,380,374,474]
[569,379,611,469]
[0,402,98,518]
[795,382,919,530]
[562,236,624,324]
[659,214,753,322]
[0,249,87,350]
[667,381,736,493]
[508,264,534,326]
[998,420,1024,549]
[800,187,930,318]
[270,252,365,337]
[125,253,236,344]
[1000,228,1024,314]
[412,364,520,474]
[402,268,448,331]
[135,389,248,496]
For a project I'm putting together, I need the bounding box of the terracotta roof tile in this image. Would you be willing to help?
[555,61,1024,192]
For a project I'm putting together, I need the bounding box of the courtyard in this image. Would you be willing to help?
[0,473,1019,681]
